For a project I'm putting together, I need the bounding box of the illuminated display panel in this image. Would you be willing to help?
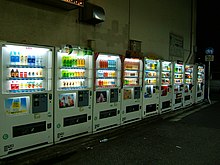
[61,0,84,7]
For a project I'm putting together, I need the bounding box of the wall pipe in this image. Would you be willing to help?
[185,0,197,64]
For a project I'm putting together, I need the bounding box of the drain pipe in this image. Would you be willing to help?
[185,0,197,63]
[128,0,131,41]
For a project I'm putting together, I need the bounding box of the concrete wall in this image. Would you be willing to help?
[0,0,194,61]
[130,0,192,61]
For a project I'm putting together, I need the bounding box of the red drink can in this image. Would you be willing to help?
[24,72,27,78]
[15,83,19,90]
[11,83,15,90]
[20,72,23,78]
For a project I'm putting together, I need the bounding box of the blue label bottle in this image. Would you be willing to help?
[10,51,15,65]
[28,55,32,65]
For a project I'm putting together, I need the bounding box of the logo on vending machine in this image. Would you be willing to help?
[2,134,9,140]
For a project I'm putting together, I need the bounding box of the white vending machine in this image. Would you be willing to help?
[159,60,173,113]
[0,42,53,158]
[172,62,184,110]
[93,53,121,133]
[142,58,160,117]
[121,57,143,125]
[183,64,194,107]
[54,46,93,143]
[195,64,205,103]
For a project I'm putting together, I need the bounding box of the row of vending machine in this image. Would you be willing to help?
[0,42,205,158]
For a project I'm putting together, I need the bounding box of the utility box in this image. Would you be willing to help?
[128,40,142,52]
[126,40,142,58]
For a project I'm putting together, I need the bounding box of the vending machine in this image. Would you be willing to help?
[172,62,184,110]
[142,58,160,117]
[93,53,121,133]
[159,60,173,113]
[54,46,93,143]
[0,42,53,158]
[183,64,194,107]
[195,64,205,103]
[120,57,143,125]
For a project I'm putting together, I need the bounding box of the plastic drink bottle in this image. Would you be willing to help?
[20,53,24,65]
[82,58,85,67]
[32,55,35,66]
[10,51,15,65]
[14,52,19,65]
[24,55,28,65]
[28,55,32,65]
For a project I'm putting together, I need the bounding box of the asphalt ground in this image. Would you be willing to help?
[1,98,219,165]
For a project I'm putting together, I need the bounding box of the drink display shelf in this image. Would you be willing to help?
[8,77,44,80]
[174,72,184,74]
[124,76,139,78]
[97,77,117,79]
[60,66,86,70]
[162,76,171,78]
[96,85,117,88]
[124,84,140,87]
[162,70,171,72]
[60,77,87,79]
[145,83,157,85]
[7,65,45,68]
[174,82,183,85]
[145,76,158,79]
[58,86,88,90]
[97,68,117,71]
[198,72,204,75]
[124,69,139,71]
[8,88,45,93]
[175,72,184,74]
[145,69,159,72]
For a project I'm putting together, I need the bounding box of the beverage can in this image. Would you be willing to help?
[11,81,15,90]
[15,81,19,90]
[24,72,27,78]
[20,72,23,78]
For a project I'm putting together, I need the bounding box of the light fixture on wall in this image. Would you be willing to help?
[79,2,105,25]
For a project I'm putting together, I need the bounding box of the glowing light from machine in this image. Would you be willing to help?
[97,54,119,60]
[61,0,84,7]
[125,58,140,62]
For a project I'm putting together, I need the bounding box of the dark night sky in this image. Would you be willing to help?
[196,0,220,76]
